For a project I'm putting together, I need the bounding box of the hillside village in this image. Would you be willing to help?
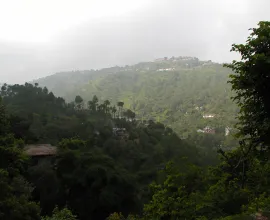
[117,56,214,73]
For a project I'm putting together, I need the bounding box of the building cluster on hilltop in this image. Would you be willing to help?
[154,56,198,62]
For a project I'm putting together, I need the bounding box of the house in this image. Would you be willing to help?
[225,127,230,136]
[157,68,164,72]
[197,126,216,134]
[203,114,215,119]
[24,144,57,165]
[112,128,129,139]
[203,126,216,134]
[165,68,175,71]
[157,68,175,72]
[24,144,57,156]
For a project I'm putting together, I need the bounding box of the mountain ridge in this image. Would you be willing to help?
[34,56,238,139]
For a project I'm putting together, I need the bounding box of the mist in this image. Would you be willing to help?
[0,0,269,83]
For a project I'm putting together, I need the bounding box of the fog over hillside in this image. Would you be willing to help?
[0,0,269,83]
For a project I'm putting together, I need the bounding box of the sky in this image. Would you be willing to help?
[0,0,269,83]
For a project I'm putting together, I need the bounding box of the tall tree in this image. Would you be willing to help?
[104,100,111,114]
[112,106,117,119]
[88,95,99,112]
[74,96,83,110]
[225,21,270,152]
[0,97,9,135]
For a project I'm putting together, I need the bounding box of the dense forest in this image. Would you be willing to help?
[0,21,270,220]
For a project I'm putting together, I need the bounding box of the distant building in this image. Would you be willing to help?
[204,126,216,134]
[225,127,230,136]
[24,144,57,156]
[154,58,165,62]
[157,69,164,71]
[24,144,57,165]
[203,114,215,119]
[112,128,129,140]
[157,68,175,72]
[197,126,215,134]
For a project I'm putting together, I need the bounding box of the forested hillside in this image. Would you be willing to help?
[0,82,217,219]
[35,57,238,139]
[1,21,270,220]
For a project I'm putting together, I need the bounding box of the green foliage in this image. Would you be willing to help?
[42,207,77,220]
[1,83,205,219]
[226,21,270,149]
[0,96,9,135]
[55,139,140,219]
[0,99,40,219]
[106,213,125,220]
[142,162,206,219]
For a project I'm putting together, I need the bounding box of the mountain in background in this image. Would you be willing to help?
[34,56,238,139]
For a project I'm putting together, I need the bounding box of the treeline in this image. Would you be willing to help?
[0,82,212,219]
[0,83,135,144]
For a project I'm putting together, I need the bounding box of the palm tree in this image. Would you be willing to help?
[92,95,99,112]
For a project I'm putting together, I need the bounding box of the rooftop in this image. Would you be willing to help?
[24,144,57,156]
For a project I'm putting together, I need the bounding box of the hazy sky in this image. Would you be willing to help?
[0,0,269,83]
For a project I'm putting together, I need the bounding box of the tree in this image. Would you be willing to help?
[225,21,270,151]
[74,96,83,110]
[104,100,111,114]
[43,87,49,94]
[112,106,117,118]
[1,84,7,96]
[92,95,99,109]
[142,162,205,220]
[0,97,9,135]
[0,99,40,219]
[88,95,99,112]
[42,207,77,220]
[123,109,136,121]
[56,138,139,220]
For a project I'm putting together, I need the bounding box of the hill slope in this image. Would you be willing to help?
[35,56,238,137]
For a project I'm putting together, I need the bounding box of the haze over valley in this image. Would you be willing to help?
[0,1,270,220]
